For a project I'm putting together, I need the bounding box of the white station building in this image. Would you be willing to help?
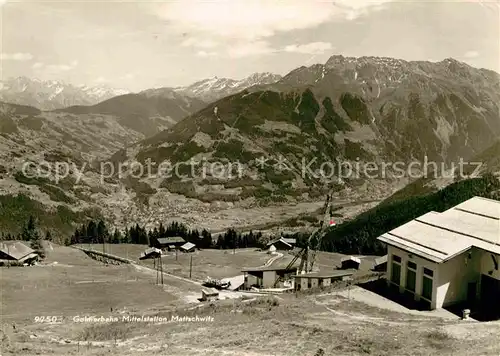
[378,196,500,312]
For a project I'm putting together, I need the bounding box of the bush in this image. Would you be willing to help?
[340,92,371,125]
[223,177,262,188]
[161,180,196,197]
[39,185,75,204]
[247,296,280,307]
[425,329,454,350]
[425,330,452,341]
[0,261,25,267]
[14,171,50,186]
[212,140,259,163]
[78,322,131,341]
[171,141,207,162]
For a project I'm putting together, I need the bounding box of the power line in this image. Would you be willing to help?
[189,255,193,279]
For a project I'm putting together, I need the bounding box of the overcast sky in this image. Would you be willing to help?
[1,0,498,91]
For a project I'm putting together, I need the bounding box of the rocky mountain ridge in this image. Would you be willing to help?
[173,72,283,102]
[55,90,207,137]
[0,76,130,111]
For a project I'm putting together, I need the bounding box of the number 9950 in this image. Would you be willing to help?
[34,316,62,323]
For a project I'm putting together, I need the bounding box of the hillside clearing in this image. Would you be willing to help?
[2,243,500,356]
[77,244,378,281]
[0,244,201,325]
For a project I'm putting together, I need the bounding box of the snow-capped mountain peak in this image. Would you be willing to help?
[0,77,130,110]
[174,72,282,102]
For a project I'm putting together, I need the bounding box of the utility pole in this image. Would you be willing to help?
[189,255,193,279]
[160,254,163,285]
[124,209,130,268]
[156,256,159,285]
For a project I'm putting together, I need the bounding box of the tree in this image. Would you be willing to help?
[111,229,122,244]
[138,225,149,245]
[1,232,14,241]
[121,228,131,244]
[97,220,109,244]
[21,216,37,241]
[200,229,213,249]
[79,224,87,243]
[216,235,224,249]
[22,216,45,259]
[149,227,159,247]
[158,223,165,238]
[87,221,98,243]
[130,224,139,244]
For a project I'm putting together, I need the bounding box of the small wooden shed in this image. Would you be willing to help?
[373,255,387,272]
[340,256,361,270]
[201,288,219,301]
[180,242,196,253]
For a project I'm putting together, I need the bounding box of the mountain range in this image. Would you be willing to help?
[54,89,207,137]
[0,73,284,137]
[173,72,283,102]
[1,55,499,238]
[0,72,284,112]
[119,56,500,196]
[0,76,130,111]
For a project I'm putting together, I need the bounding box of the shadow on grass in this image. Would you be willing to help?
[443,301,500,322]
[356,277,500,322]
[357,278,432,311]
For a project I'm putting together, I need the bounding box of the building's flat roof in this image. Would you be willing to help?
[377,196,500,263]
[266,238,292,247]
[374,255,387,265]
[243,257,300,272]
[450,196,500,220]
[341,256,361,264]
[157,236,185,244]
[221,275,245,290]
[18,253,39,263]
[202,288,219,295]
[419,208,500,245]
[293,269,356,279]
[139,247,161,260]
[180,242,195,250]
[242,265,298,272]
